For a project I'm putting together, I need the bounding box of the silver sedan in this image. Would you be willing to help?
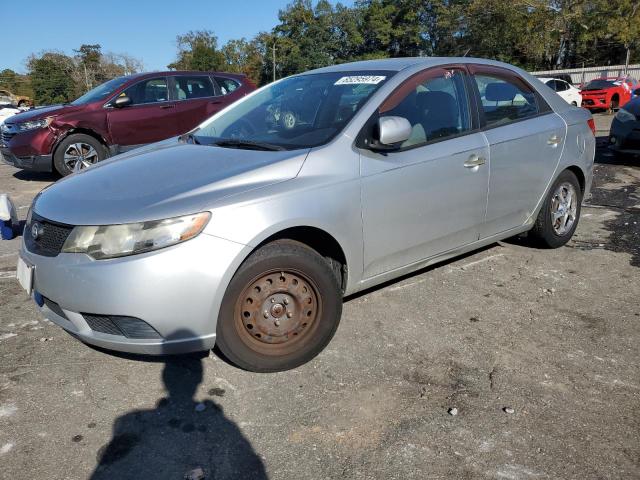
[17,57,595,372]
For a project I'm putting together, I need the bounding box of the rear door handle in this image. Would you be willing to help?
[463,154,486,168]
[547,134,561,146]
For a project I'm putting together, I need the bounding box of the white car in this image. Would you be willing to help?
[539,77,582,106]
[0,105,21,128]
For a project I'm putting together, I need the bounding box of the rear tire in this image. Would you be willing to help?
[216,240,343,372]
[528,170,582,248]
[53,133,108,176]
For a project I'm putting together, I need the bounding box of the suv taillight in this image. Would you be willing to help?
[587,118,596,136]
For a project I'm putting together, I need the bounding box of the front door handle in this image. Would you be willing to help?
[160,104,175,110]
[464,154,486,168]
[547,134,561,146]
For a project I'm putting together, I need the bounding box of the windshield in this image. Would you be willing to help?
[194,71,393,150]
[71,76,131,106]
[583,79,617,91]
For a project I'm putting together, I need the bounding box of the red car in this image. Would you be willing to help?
[580,76,639,112]
[0,71,255,176]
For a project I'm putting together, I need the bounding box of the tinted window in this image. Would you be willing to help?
[545,80,557,91]
[583,79,616,90]
[123,78,169,105]
[379,69,471,148]
[474,74,539,127]
[174,76,214,100]
[215,77,240,95]
[555,80,569,92]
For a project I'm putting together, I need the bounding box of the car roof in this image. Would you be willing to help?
[305,57,529,74]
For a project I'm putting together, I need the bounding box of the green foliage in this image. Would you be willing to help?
[168,31,226,71]
[27,52,76,105]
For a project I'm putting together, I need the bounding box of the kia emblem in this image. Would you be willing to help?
[31,222,43,240]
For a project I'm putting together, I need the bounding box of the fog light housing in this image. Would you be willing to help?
[610,136,617,144]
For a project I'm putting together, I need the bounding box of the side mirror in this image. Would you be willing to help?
[634,88,640,97]
[113,95,132,108]
[376,116,412,147]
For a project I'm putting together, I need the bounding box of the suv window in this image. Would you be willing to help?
[123,77,169,105]
[174,76,214,100]
[378,68,471,148]
[215,77,240,95]
[474,73,539,127]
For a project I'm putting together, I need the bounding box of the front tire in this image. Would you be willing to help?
[528,170,582,248]
[53,133,107,176]
[216,240,343,372]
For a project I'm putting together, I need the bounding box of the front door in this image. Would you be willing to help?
[107,76,182,147]
[468,65,566,237]
[360,66,490,278]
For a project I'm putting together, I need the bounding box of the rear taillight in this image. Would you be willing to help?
[587,118,596,136]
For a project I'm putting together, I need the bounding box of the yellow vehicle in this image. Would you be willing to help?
[0,89,31,107]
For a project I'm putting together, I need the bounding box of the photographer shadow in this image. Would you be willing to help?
[90,329,267,480]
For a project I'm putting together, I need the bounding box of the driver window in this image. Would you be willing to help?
[123,78,169,105]
[379,69,471,148]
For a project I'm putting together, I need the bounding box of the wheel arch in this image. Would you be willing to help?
[252,225,349,292]
[565,165,586,193]
[52,128,110,159]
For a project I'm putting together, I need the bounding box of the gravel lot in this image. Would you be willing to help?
[0,113,638,480]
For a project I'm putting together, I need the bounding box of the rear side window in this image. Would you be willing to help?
[473,73,539,127]
[555,80,569,92]
[215,77,240,95]
[379,68,472,148]
[123,78,169,105]
[174,76,214,100]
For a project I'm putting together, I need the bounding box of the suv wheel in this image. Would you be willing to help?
[216,240,342,372]
[53,134,108,176]
[528,170,582,248]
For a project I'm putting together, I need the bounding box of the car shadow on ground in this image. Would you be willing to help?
[88,330,268,480]
[11,170,58,182]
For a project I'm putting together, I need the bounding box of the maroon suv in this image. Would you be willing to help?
[0,71,255,176]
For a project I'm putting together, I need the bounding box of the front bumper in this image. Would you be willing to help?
[1,147,52,172]
[20,232,250,355]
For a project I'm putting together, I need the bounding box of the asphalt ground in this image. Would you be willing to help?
[0,113,638,479]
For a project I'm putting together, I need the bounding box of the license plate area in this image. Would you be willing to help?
[16,256,34,295]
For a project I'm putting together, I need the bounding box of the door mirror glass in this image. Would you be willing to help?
[634,88,640,96]
[113,95,132,108]
[377,116,412,146]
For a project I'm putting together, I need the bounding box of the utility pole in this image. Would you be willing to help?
[625,46,631,75]
[272,41,277,83]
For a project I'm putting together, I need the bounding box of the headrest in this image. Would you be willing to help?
[485,82,518,102]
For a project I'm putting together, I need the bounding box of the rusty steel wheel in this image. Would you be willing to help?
[216,240,342,372]
[235,269,321,355]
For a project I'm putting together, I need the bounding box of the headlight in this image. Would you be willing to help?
[17,117,54,132]
[615,108,636,123]
[61,212,211,259]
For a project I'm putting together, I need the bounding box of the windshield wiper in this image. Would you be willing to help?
[211,139,285,151]
[183,133,200,145]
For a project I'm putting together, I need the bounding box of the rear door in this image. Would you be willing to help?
[360,66,490,277]
[107,76,181,147]
[469,65,566,237]
[170,74,219,134]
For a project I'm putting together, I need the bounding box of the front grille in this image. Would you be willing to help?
[1,131,14,144]
[83,314,162,339]
[24,213,74,257]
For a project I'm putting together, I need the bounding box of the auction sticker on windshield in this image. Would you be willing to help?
[334,75,386,85]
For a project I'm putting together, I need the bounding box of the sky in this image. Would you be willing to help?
[2,0,353,74]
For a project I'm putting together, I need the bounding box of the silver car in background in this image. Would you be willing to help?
[17,58,595,372]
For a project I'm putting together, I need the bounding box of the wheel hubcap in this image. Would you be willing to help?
[235,270,320,353]
[550,182,577,236]
[64,143,99,172]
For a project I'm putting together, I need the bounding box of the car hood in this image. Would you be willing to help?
[34,139,309,225]
[580,89,610,94]
[5,104,83,123]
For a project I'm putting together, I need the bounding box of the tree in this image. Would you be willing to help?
[220,38,264,85]
[605,0,640,68]
[168,30,225,71]
[26,51,76,104]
